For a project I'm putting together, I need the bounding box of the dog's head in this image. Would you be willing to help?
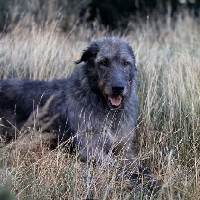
[76,37,137,109]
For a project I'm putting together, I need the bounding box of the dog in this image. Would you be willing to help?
[0,37,158,192]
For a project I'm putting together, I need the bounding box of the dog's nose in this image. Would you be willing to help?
[112,83,124,94]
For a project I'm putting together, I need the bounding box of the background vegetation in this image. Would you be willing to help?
[0,0,200,31]
[0,1,200,199]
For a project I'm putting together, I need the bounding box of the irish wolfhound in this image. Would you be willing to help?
[0,37,157,191]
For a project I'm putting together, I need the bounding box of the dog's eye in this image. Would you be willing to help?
[123,61,130,66]
[98,60,107,66]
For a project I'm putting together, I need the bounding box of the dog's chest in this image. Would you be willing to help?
[76,108,125,135]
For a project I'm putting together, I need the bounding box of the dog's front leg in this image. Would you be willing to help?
[75,132,115,199]
[115,141,161,194]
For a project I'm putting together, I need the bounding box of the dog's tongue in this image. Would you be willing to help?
[108,95,122,107]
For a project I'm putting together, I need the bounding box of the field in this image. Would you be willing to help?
[0,12,200,199]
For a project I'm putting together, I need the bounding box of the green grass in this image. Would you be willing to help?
[0,13,200,199]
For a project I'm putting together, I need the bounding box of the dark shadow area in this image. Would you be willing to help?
[0,0,200,32]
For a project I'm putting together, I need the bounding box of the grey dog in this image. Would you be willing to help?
[0,37,157,191]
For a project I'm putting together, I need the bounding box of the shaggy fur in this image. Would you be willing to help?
[0,37,157,190]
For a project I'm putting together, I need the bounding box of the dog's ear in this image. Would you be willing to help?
[75,42,99,64]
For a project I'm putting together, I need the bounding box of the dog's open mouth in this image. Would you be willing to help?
[108,94,122,108]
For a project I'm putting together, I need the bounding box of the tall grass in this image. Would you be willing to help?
[0,12,200,199]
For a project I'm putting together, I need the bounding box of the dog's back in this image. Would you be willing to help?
[0,78,68,140]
